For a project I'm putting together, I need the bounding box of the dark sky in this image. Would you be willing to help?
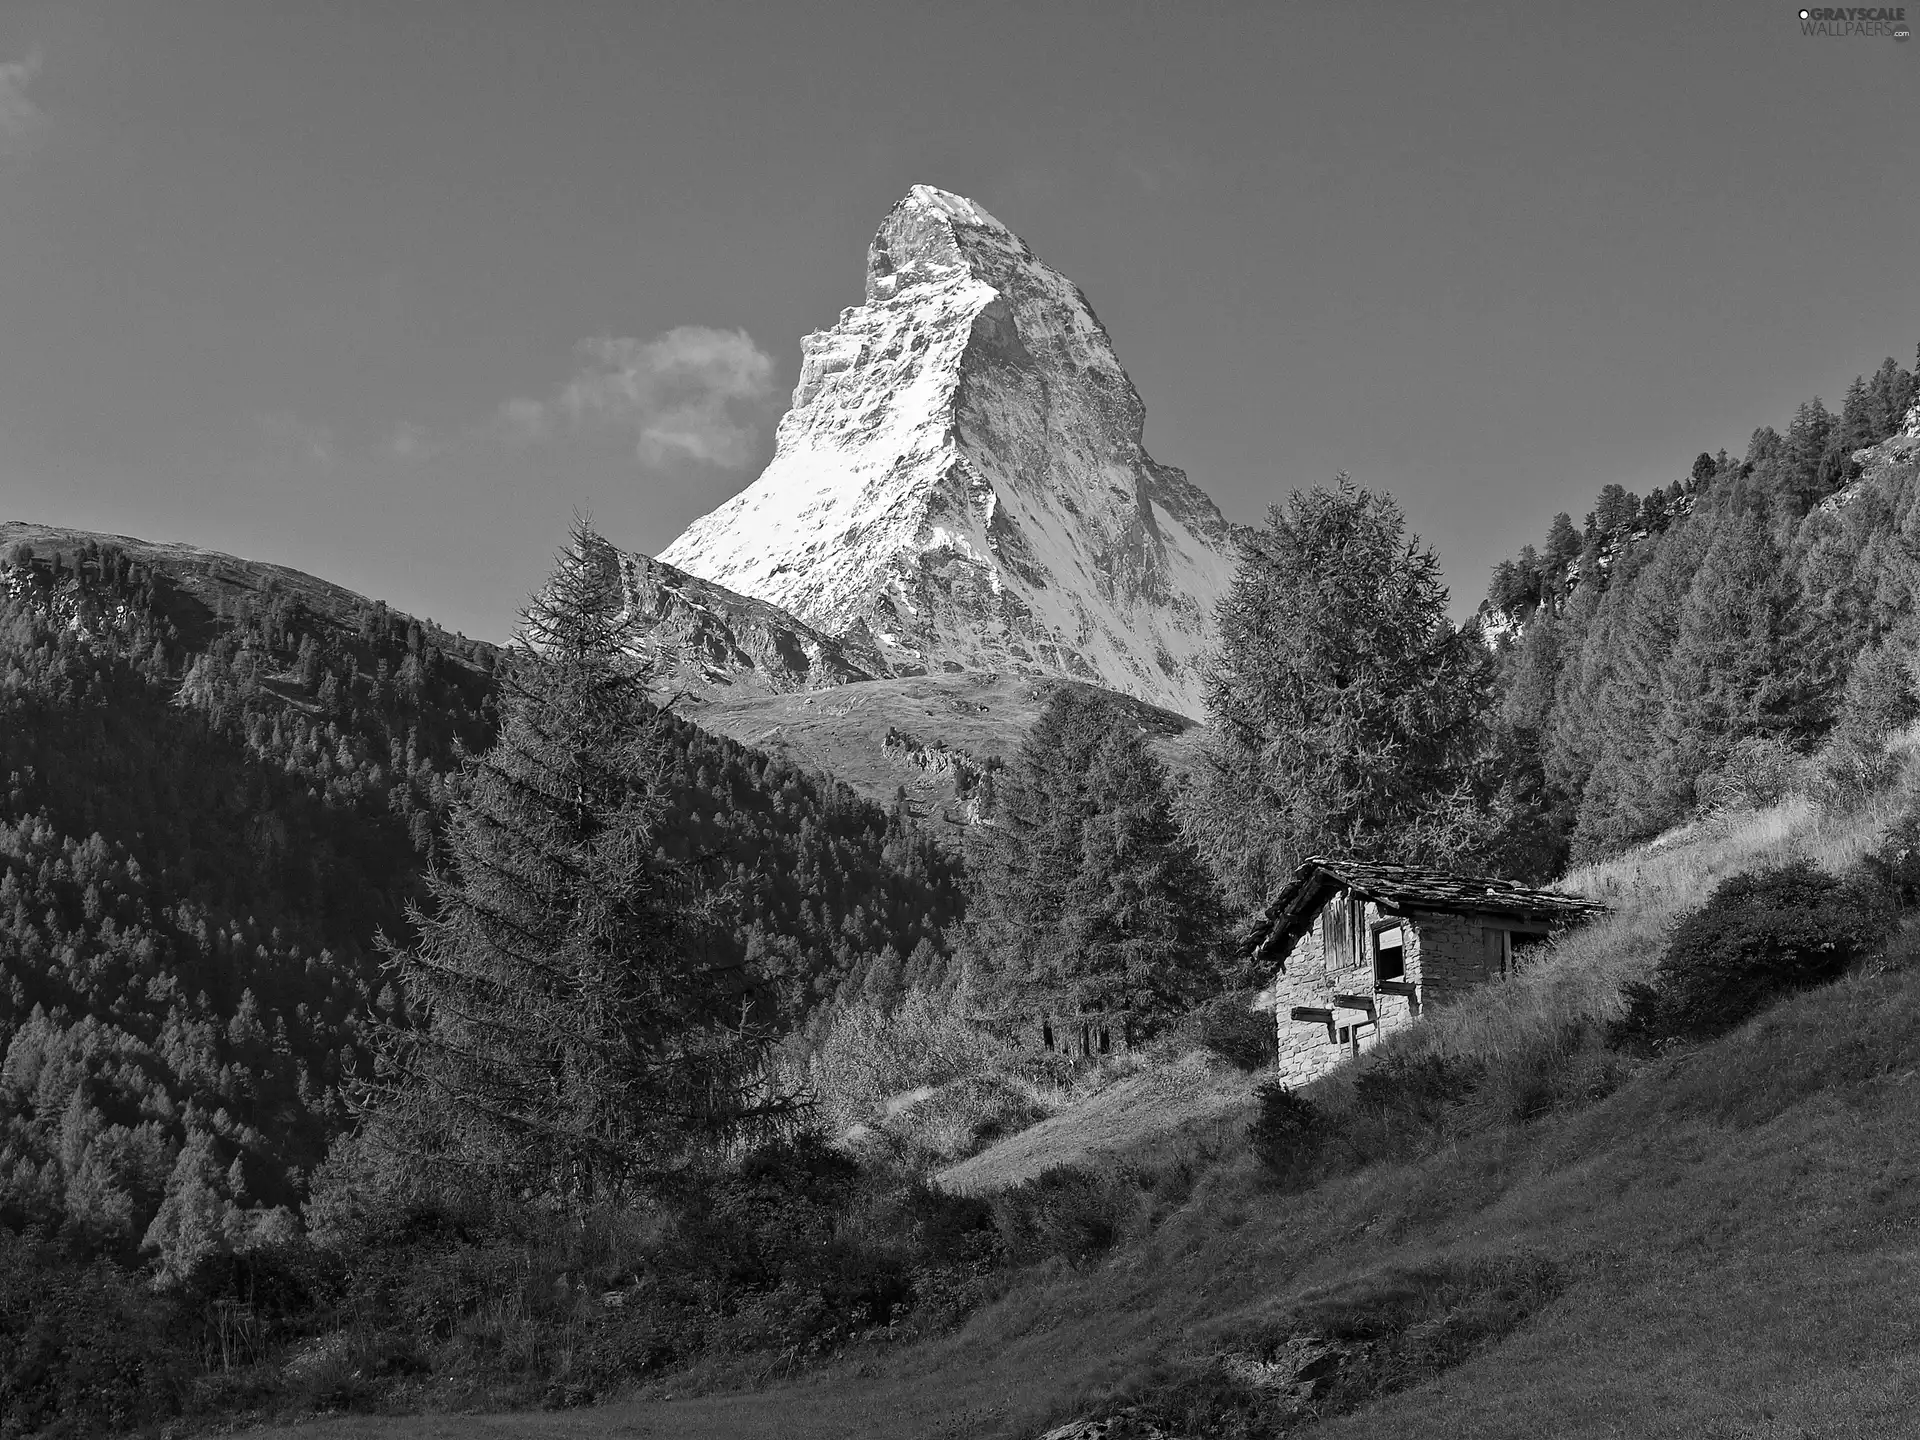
[0,0,1914,640]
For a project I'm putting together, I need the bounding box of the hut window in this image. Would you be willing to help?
[1373,924,1405,982]
[1323,892,1367,969]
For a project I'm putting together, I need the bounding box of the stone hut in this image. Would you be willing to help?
[1249,858,1606,1087]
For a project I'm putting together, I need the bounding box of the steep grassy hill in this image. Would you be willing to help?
[231,782,1920,1440]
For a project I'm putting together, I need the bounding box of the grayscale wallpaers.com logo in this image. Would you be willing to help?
[1798,6,1910,37]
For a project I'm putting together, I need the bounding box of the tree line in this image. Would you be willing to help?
[1479,344,1920,864]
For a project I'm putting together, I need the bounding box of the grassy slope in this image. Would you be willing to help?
[935,1052,1261,1195]
[249,788,1920,1439]
[681,670,1199,815]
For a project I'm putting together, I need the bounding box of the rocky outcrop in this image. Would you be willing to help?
[659,185,1237,719]
[614,551,891,694]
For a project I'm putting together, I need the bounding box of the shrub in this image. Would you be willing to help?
[0,1230,193,1438]
[1696,735,1801,812]
[1805,736,1903,809]
[987,1166,1136,1265]
[174,1240,346,1372]
[1248,1082,1324,1185]
[1350,1051,1483,1125]
[1862,791,1920,909]
[866,1073,1051,1163]
[1612,860,1886,1047]
[669,1132,863,1291]
[808,990,1009,1131]
[1166,991,1277,1071]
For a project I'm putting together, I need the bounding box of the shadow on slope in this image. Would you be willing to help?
[237,780,1920,1440]
[233,952,1920,1440]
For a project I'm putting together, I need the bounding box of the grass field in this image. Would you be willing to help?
[230,788,1920,1439]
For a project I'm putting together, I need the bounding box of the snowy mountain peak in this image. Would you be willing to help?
[657,184,1239,718]
[864,185,1021,303]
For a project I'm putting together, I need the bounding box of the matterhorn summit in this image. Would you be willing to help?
[658,184,1238,718]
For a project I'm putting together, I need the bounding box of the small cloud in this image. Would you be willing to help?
[558,326,776,467]
[255,410,335,468]
[497,395,551,442]
[386,421,439,460]
[0,50,45,154]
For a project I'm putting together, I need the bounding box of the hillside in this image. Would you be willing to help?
[12,365,1920,1439]
[1473,363,1920,871]
[0,524,963,1260]
[934,1049,1258,1195]
[227,780,1920,1439]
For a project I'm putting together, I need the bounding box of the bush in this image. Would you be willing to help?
[1612,860,1886,1047]
[1249,1082,1324,1185]
[672,1133,864,1291]
[808,990,1009,1131]
[1465,1021,1630,1125]
[1696,735,1801,812]
[1805,736,1903,809]
[1166,991,1277,1071]
[0,1230,193,1438]
[987,1166,1136,1265]
[1862,792,1920,909]
[1350,1051,1483,1125]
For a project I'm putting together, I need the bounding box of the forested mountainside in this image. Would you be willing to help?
[0,527,960,1260]
[1478,348,1920,866]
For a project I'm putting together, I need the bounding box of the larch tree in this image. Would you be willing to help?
[1181,477,1492,912]
[367,516,791,1205]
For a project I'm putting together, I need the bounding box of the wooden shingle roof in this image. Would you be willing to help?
[1247,857,1606,963]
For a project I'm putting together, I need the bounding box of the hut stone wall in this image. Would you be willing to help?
[1265,896,1547,1088]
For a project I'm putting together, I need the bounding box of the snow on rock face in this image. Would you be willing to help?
[658,183,1237,719]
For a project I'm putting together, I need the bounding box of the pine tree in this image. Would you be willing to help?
[367,517,789,1204]
[962,686,1225,1037]
[1652,503,1799,802]
[1061,726,1227,1025]
[1787,397,1839,505]
[1864,355,1917,440]
[1541,513,1581,611]
[1553,522,1705,857]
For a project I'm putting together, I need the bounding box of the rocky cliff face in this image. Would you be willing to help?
[613,551,893,697]
[658,184,1237,719]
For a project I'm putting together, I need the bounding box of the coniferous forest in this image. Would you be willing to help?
[3,342,1919,1434]
[0,528,960,1270]
[1474,347,1920,868]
